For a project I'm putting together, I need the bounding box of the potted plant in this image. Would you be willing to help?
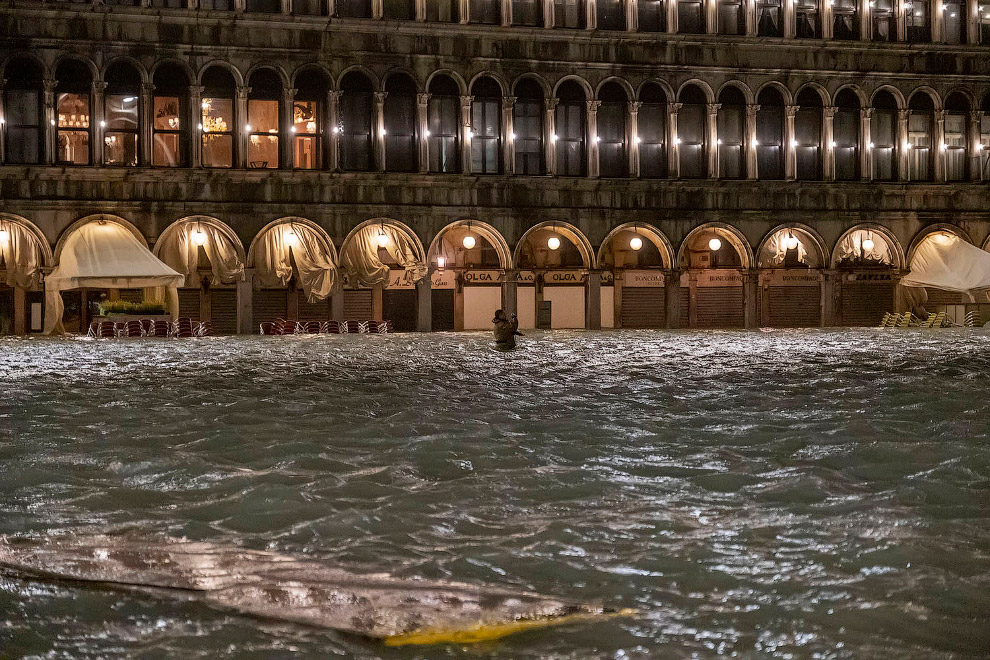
[97,300,168,320]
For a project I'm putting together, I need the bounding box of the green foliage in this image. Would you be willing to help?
[98,300,166,316]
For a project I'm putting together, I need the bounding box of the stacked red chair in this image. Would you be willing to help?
[140,319,154,335]
[174,317,195,338]
[197,321,214,337]
[99,322,117,338]
[151,320,171,337]
[276,319,298,335]
[122,320,145,337]
[301,320,322,334]
[259,322,278,335]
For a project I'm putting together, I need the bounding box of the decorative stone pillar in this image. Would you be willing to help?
[934,109,946,181]
[627,0,639,30]
[282,87,296,169]
[415,0,426,20]
[460,94,473,174]
[459,0,470,22]
[327,0,337,15]
[932,0,944,42]
[140,82,154,166]
[417,93,430,174]
[823,105,836,180]
[969,110,983,181]
[897,108,910,181]
[43,78,56,166]
[667,102,682,178]
[502,270,518,317]
[503,95,516,174]
[372,0,384,18]
[665,269,681,328]
[746,0,757,33]
[587,99,601,178]
[586,0,598,28]
[896,0,907,40]
[629,100,641,177]
[783,0,795,37]
[189,84,204,168]
[705,0,718,32]
[416,276,432,332]
[281,0,292,13]
[544,0,556,27]
[234,0,246,10]
[745,103,759,179]
[667,0,679,31]
[502,0,513,24]
[236,85,250,169]
[859,0,871,39]
[374,91,387,171]
[92,81,107,166]
[860,107,873,181]
[585,271,601,329]
[544,97,558,175]
[784,104,798,180]
[327,90,341,170]
[821,0,834,37]
[0,78,6,166]
[236,272,254,335]
[967,0,980,44]
[706,102,720,178]
[743,269,759,328]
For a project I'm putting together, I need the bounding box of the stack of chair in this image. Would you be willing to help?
[150,319,172,337]
[276,318,298,335]
[300,320,322,334]
[196,321,214,337]
[965,311,982,328]
[174,317,195,338]
[321,320,341,334]
[933,311,947,328]
[878,312,901,328]
[122,320,145,337]
[260,321,278,335]
[100,321,118,338]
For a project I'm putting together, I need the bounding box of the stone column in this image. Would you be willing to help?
[502,270,518,316]
[502,0,513,23]
[544,0,556,27]
[417,93,430,174]
[745,103,759,179]
[460,94,473,174]
[328,90,341,170]
[822,269,839,326]
[416,277,432,332]
[372,0,384,18]
[234,0,246,9]
[459,0,470,22]
[823,105,836,180]
[667,0,679,30]
[743,268,759,328]
[586,0,598,28]
[706,102,720,178]
[330,287,345,320]
[502,95,516,174]
[822,0,834,37]
[545,97,558,175]
[667,102,681,178]
[140,82,154,166]
[236,273,254,334]
[189,85,204,168]
[43,78,56,166]
[746,0,757,33]
[236,85,250,169]
[13,286,26,335]
[932,0,944,42]
[897,108,910,181]
[896,0,907,40]
[93,81,107,166]
[282,87,296,169]
[374,91,387,171]
[587,99,601,178]
[859,0,871,39]
[627,0,639,30]
[705,0,717,32]
[861,107,873,180]
[967,0,980,44]
[665,269,681,328]
[282,0,292,13]
[372,284,384,320]
[783,0,796,36]
[585,271,602,329]
[0,78,6,166]
[970,110,983,181]
[629,100,641,177]
[415,0,426,20]
[784,104,798,180]
[934,108,946,181]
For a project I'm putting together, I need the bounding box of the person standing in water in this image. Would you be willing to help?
[492,309,522,350]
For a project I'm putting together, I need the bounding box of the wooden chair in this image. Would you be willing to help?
[260,321,277,335]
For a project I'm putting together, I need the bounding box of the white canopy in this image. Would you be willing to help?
[341,224,428,288]
[252,223,337,303]
[157,221,244,288]
[902,233,990,300]
[44,220,183,334]
[0,221,43,289]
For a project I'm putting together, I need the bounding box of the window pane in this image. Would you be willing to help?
[106,94,138,131]
[294,136,319,169]
[512,0,541,24]
[203,133,233,168]
[470,0,500,23]
[154,96,181,130]
[202,97,232,133]
[152,133,181,167]
[104,131,138,166]
[248,134,278,168]
[757,0,782,35]
[7,127,40,164]
[7,90,39,126]
[58,93,90,130]
[248,99,279,133]
[293,100,319,134]
[678,0,703,32]
[639,0,666,30]
[57,131,90,165]
[554,0,584,27]
[719,0,744,34]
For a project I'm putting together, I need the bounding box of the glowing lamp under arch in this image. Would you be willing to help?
[629,236,643,251]
[462,235,477,250]
[708,237,722,251]
[547,236,561,251]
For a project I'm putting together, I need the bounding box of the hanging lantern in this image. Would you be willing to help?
[784,232,799,250]
[462,235,477,250]
[0,227,8,245]
[861,234,875,251]
[933,232,951,245]
[285,229,299,247]
[436,255,446,269]
[708,237,722,251]
[629,236,643,251]
[547,236,561,251]
[192,227,207,246]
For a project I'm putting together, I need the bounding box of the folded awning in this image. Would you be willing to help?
[901,234,990,298]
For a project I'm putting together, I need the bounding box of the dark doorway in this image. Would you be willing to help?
[431,289,455,330]
[383,289,417,332]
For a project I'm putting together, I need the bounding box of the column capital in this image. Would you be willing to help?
[746,103,760,117]
[141,82,155,95]
[91,80,108,94]
[545,97,559,110]
[785,105,799,118]
[188,85,205,96]
[374,91,388,105]
[586,99,602,112]
[668,102,683,113]
[861,107,874,119]
[0,78,6,91]
[898,108,911,121]
[823,105,838,118]
[502,95,516,108]
[933,109,947,122]
[460,94,474,109]
[329,90,343,102]
[627,100,642,113]
[43,78,57,94]
[236,85,251,99]
[706,102,721,114]
[969,110,984,122]
[283,88,297,103]
[417,92,431,106]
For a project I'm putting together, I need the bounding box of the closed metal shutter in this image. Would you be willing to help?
[767,286,820,327]
[679,288,690,327]
[431,289,455,331]
[383,289,417,332]
[343,289,373,319]
[119,289,143,303]
[178,288,200,319]
[620,287,666,328]
[840,281,894,326]
[298,296,330,321]
[925,288,964,305]
[211,289,237,335]
[696,287,744,328]
[252,289,287,329]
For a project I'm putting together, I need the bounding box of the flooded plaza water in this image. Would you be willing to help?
[1,329,989,659]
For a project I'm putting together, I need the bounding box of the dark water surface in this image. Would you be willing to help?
[1,330,989,659]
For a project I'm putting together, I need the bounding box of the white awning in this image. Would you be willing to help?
[902,233,990,298]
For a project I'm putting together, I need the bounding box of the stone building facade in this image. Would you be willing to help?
[1,0,990,333]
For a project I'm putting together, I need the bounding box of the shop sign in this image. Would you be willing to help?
[387,269,416,290]
[543,270,586,286]
[431,269,456,289]
[600,271,614,286]
[623,270,665,288]
[696,270,743,287]
[761,269,822,287]
[462,270,502,286]
[517,271,536,285]
[845,271,893,282]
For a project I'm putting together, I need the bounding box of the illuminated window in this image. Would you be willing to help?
[470,78,501,175]
[247,69,282,169]
[757,0,782,35]
[201,67,235,168]
[104,62,140,167]
[513,79,544,175]
[832,0,858,39]
[429,76,460,173]
[55,60,92,166]
[944,94,969,181]
[872,0,894,40]
[905,0,930,42]
[152,63,188,167]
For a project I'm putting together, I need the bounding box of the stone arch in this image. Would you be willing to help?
[906,223,973,264]
[716,80,755,104]
[636,79,675,102]
[425,69,468,96]
[0,213,54,267]
[830,223,905,269]
[292,63,335,89]
[552,75,593,99]
[149,58,196,84]
[196,60,245,87]
[102,56,149,85]
[677,222,754,269]
[247,216,337,266]
[907,86,942,111]
[468,71,509,96]
[427,220,512,268]
[754,81,794,106]
[794,82,831,106]
[595,76,635,100]
[54,214,147,264]
[596,222,674,269]
[51,53,99,82]
[244,63,291,89]
[756,223,829,268]
[513,221,596,269]
[154,215,248,264]
[832,83,869,107]
[0,51,49,79]
[512,73,552,97]
[676,79,716,104]
[942,86,976,109]
[336,65,380,90]
[870,84,907,109]
[382,67,422,93]
[339,218,426,263]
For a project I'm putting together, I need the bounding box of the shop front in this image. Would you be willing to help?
[757,227,826,327]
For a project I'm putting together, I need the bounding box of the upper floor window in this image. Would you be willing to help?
[719,0,745,34]
[944,93,969,181]
[554,0,586,27]
[638,0,666,31]
[757,0,782,36]
[832,0,858,39]
[384,0,416,19]
[678,0,704,32]
[384,74,418,172]
[597,82,628,178]
[470,0,501,23]
[152,64,189,168]
[245,0,280,11]
[428,76,461,174]
[55,59,93,166]
[943,0,965,44]
[638,83,667,178]
[598,0,625,29]
[795,0,821,38]
[150,0,188,8]
[795,89,823,180]
[336,0,372,18]
[200,66,236,169]
[512,0,543,25]
[981,95,990,178]
[293,0,326,15]
[470,77,502,174]
[339,72,374,171]
[677,85,706,178]
[756,87,785,180]
[717,87,745,179]
[872,0,894,40]
[513,79,545,175]
[980,2,990,44]
[871,91,898,181]
[555,81,587,176]
[199,0,235,9]
[907,93,934,181]
[247,69,282,169]
[293,68,329,170]
[833,90,860,181]
[427,0,459,21]
[905,0,930,42]
[2,57,44,165]
[104,61,140,167]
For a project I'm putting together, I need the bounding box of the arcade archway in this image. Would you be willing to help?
[756,225,827,327]
[514,222,594,329]
[597,223,674,328]
[677,224,753,328]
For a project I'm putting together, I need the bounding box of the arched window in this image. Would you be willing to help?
[639,0,666,31]
[427,0,459,20]
[833,89,860,180]
[384,0,415,19]
[201,66,236,168]
[339,72,374,171]
[247,69,282,169]
[719,0,745,34]
[638,83,667,178]
[103,61,140,167]
[513,0,542,24]
[55,59,93,166]
[795,89,823,180]
[981,1,990,43]
[679,0,704,32]
[795,0,821,37]
[717,87,745,179]
[598,0,625,29]
[293,0,325,15]
[245,0,280,10]
[3,57,44,164]
[555,81,587,177]
[756,87,784,179]
[872,0,894,39]
[336,0,371,17]
[943,0,966,43]
[470,77,501,174]
[598,82,628,178]
[871,91,898,180]
[944,93,969,181]
[832,0,857,38]
[428,76,461,174]
[293,68,329,170]
[757,0,782,35]
[677,85,706,179]
[554,0,585,27]
[905,0,930,42]
[981,94,990,179]
[470,0,501,23]
[385,74,417,172]
[513,79,544,175]
[908,93,934,181]
[152,64,189,167]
